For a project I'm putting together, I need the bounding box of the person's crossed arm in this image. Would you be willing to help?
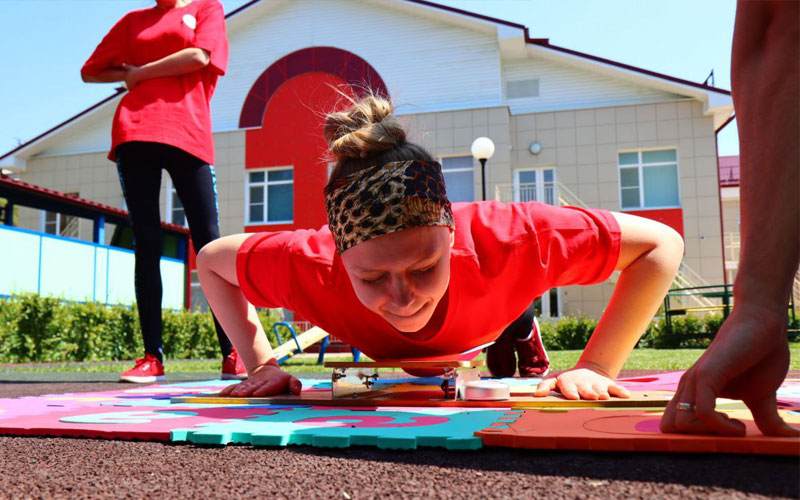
[81,47,210,89]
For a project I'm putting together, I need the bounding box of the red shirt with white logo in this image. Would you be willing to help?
[236,202,622,361]
[81,0,228,164]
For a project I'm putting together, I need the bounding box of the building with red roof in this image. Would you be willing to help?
[0,0,736,318]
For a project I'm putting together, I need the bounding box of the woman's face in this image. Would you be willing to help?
[341,226,453,333]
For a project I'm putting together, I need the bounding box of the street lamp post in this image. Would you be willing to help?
[471,137,495,201]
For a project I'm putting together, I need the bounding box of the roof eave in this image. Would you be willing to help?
[0,89,125,164]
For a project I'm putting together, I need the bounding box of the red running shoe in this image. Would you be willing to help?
[119,353,165,383]
[516,317,550,377]
[221,349,248,380]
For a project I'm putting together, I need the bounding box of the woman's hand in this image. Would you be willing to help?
[120,49,210,90]
[534,363,631,400]
[220,360,302,398]
[122,63,142,90]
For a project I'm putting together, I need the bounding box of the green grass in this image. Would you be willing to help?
[2,343,797,374]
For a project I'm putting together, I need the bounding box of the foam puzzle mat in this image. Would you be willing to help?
[477,408,800,455]
[0,378,501,449]
[0,373,797,454]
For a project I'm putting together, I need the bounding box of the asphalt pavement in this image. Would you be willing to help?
[0,371,798,499]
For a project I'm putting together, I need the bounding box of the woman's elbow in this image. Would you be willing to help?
[658,225,685,270]
[192,49,211,68]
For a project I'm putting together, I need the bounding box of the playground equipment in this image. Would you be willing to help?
[271,322,361,365]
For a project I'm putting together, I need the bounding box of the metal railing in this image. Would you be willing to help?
[555,182,590,209]
[60,216,80,239]
[493,182,589,209]
[494,182,554,205]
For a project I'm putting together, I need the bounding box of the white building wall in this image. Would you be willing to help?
[502,58,686,114]
[506,99,724,317]
[28,99,119,158]
[214,0,503,130]
[212,130,246,236]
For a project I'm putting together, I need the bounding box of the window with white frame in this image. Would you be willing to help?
[440,156,475,202]
[618,149,680,210]
[514,168,557,205]
[42,192,79,238]
[43,211,60,235]
[247,168,294,224]
[165,178,187,227]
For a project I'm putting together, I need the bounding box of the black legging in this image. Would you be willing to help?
[116,141,232,361]
[503,300,538,340]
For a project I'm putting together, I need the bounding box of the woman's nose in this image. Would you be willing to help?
[388,276,414,308]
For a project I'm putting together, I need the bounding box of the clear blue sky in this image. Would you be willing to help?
[0,0,739,159]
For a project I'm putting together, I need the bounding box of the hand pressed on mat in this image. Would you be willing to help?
[220,359,302,397]
[660,306,799,437]
[534,362,631,400]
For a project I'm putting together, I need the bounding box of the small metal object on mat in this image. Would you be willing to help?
[464,380,510,401]
[327,361,482,400]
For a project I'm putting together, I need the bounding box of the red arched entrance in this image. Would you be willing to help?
[241,48,387,232]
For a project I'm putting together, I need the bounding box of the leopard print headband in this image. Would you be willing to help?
[324,160,455,254]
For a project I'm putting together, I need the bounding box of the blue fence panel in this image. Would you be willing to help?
[0,225,185,309]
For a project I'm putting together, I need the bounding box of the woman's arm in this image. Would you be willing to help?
[536,212,684,399]
[81,68,128,83]
[579,212,684,377]
[197,234,301,396]
[80,48,210,89]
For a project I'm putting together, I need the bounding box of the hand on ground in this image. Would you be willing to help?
[660,305,799,437]
[220,362,302,397]
[534,363,630,400]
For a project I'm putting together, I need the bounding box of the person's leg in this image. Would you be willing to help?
[487,301,534,378]
[486,300,550,378]
[504,301,537,340]
[514,313,550,377]
[505,301,549,377]
[164,147,234,358]
[116,142,165,363]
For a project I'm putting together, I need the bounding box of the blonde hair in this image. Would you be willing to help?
[324,94,433,186]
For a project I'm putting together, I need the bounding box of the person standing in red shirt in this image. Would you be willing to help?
[80,0,245,382]
[195,94,686,399]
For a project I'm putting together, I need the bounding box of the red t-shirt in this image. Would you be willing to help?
[81,0,228,164]
[237,201,621,361]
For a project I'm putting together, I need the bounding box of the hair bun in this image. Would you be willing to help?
[324,95,407,160]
